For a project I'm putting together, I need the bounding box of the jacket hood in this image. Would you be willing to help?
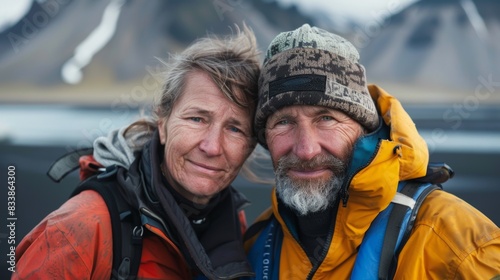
[337,84,429,237]
[370,84,429,181]
[93,126,150,169]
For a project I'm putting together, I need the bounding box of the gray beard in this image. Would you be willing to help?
[275,153,348,216]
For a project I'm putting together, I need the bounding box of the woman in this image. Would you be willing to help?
[13,25,260,279]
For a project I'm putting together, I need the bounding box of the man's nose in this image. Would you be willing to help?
[292,125,321,161]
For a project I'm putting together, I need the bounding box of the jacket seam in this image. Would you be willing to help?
[453,231,500,279]
[412,222,466,279]
[53,222,93,276]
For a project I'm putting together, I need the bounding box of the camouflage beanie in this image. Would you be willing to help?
[255,24,379,147]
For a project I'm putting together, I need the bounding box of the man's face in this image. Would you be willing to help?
[265,105,364,215]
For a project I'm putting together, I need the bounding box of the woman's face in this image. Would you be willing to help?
[158,70,254,204]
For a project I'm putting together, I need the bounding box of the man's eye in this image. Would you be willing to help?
[190,117,202,122]
[267,117,292,130]
[229,126,242,133]
[321,116,334,121]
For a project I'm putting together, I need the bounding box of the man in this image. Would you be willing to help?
[244,24,500,279]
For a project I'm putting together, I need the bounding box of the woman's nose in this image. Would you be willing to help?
[199,127,223,156]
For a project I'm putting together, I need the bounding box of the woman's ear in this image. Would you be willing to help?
[158,119,167,144]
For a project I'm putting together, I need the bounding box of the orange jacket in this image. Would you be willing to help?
[13,132,252,279]
[244,85,500,279]
[13,190,192,279]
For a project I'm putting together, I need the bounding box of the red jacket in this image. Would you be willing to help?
[14,133,252,279]
[14,189,193,279]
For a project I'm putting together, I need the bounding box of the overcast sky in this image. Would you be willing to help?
[0,0,32,30]
[0,0,418,31]
[278,0,417,21]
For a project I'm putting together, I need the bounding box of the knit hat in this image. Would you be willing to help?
[255,24,379,147]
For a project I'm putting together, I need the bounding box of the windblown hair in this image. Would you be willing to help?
[156,24,260,123]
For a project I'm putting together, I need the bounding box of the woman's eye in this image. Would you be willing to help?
[276,119,289,125]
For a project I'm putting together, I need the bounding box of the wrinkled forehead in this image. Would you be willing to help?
[267,104,346,120]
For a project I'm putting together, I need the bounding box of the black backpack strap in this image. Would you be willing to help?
[243,209,275,243]
[71,166,143,280]
[378,181,442,280]
[47,147,94,182]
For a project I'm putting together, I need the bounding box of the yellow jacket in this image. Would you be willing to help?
[244,85,500,279]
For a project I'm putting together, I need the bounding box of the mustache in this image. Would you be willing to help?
[275,153,347,175]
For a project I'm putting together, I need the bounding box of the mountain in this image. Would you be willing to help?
[3,0,498,104]
[0,0,325,103]
[359,0,500,93]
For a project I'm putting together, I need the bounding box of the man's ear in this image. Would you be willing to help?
[158,119,166,144]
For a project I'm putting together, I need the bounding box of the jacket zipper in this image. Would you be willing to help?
[340,140,382,207]
[305,200,339,280]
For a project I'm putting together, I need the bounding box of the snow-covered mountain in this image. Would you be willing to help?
[0,0,318,98]
[1,0,498,104]
[359,0,500,92]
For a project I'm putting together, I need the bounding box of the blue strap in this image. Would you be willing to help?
[351,200,395,279]
[351,182,435,279]
[243,218,283,280]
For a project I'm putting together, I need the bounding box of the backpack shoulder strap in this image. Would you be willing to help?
[379,181,442,279]
[351,181,441,280]
[243,208,274,243]
[243,215,282,280]
[71,166,143,280]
